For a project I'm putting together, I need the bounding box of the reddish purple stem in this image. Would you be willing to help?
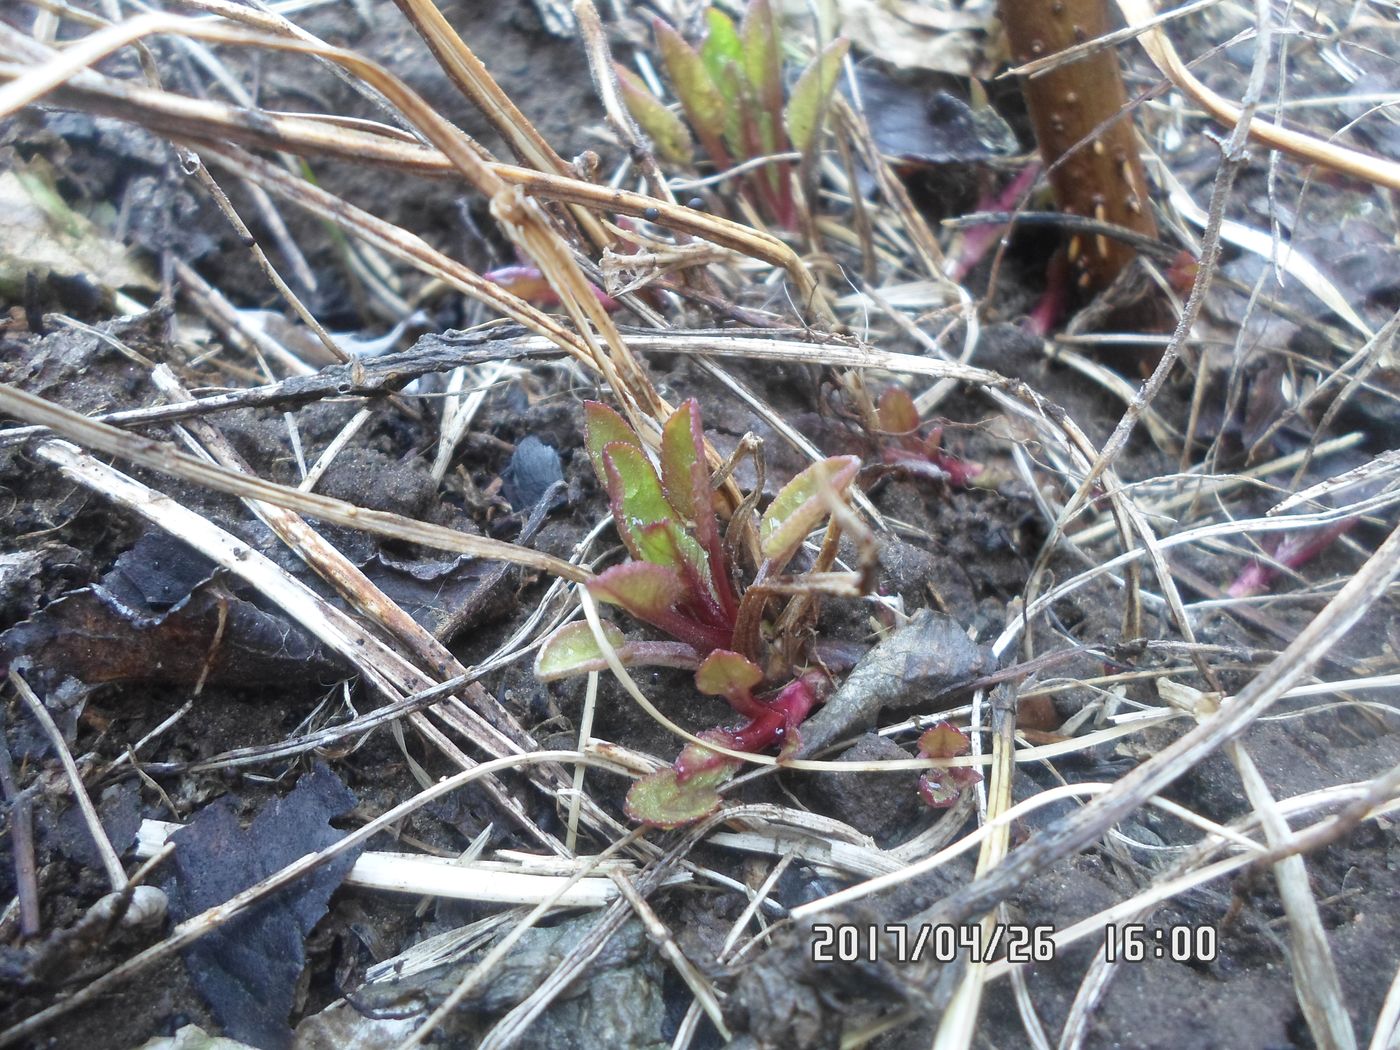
[485,265,619,312]
[675,672,825,780]
[948,164,1040,283]
[1228,518,1359,598]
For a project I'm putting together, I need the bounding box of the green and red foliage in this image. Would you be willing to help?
[874,386,985,489]
[535,399,860,827]
[617,0,848,230]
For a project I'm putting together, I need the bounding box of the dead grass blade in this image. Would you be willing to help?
[1115,0,1400,192]
[0,381,589,581]
[1231,743,1357,1050]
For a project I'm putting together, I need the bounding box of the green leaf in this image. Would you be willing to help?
[695,649,764,699]
[535,620,701,680]
[601,441,677,558]
[758,455,861,570]
[702,11,746,155]
[602,443,713,589]
[701,9,744,91]
[624,760,736,828]
[589,561,684,621]
[534,620,625,681]
[584,401,643,489]
[659,400,719,551]
[613,63,694,166]
[784,37,850,155]
[654,18,730,163]
[741,0,783,126]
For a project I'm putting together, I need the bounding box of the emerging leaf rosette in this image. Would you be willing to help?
[534,398,859,825]
[916,721,982,808]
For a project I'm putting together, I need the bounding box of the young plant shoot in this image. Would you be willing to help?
[617,0,848,230]
[535,399,859,827]
[874,386,985,489]
[916,721,982,808]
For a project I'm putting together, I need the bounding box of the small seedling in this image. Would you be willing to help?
[916,721,982,807]
[617,0,848,229]
[535,398,860,826]
[867,385,985,489]
[1227,518,1357,599]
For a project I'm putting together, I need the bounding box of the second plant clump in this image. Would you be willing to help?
[535,399,859,827]
[616,0,848,230]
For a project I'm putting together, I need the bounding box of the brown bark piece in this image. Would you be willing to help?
[999,0,1159,289]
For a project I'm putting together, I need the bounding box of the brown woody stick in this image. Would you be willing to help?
[999,0,1159,289]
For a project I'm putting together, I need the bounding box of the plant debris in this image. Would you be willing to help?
[794,608,993,758]
[166,765,363,1050]
[0,535,343,696]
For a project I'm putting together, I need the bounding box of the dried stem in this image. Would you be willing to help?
[998,0,1159,289]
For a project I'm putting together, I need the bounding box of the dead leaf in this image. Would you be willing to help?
[0,165,156,302]
[168,765,363,1050]
[778,0,995,77]
[0,534,344,694]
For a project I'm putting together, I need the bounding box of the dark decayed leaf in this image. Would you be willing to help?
[0,581,342,694]
[168,764,363,1050]
[794,608,992,757]
[853,70,1018,165]
[501,435,563,509]
[358,549,508,638]
[104,531,218,610]
[0,531,342,694]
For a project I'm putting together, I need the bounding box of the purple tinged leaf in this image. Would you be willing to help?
[918,721,971,759]
[785,38,850,155]
[918,771,971,808]
[917,721,980,808]
[584,401,643,489]
[614,63,695,166]
[758,455,861,571]
[658,400,708,530]
[659,400,734,616]
[619,640,705,670]
[589,561,685,621]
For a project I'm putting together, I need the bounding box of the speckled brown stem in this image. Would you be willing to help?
[999,0,1158,290]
